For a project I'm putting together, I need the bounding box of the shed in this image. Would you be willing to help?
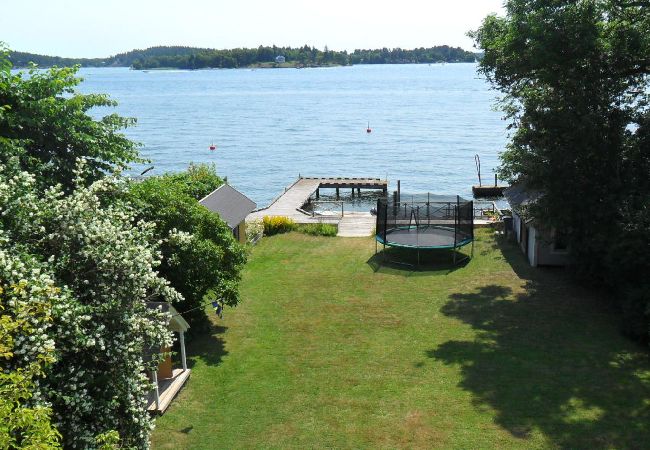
[146,302,191,414]
[504,184,569,267]
[199,184,257,243]
[275,55,286,64]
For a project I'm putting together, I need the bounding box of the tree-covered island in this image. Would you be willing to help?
[9,45,477,70]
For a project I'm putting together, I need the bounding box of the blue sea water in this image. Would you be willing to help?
[76,63,507,207]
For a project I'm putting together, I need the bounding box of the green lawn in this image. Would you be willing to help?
[151,229,650,449]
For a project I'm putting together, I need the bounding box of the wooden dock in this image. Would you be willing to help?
[302,177,388,193]
[472,185,508,198]
[247,176,496,237]
[247,177,387,234]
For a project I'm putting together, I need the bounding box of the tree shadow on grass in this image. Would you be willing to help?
[175,322,228,369]
[367,246,470,276]
[428,238,650,448]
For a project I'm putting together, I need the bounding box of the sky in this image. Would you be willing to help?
[2,0,505,58]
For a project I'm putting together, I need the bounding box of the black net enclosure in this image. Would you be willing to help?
[375,193,474,264]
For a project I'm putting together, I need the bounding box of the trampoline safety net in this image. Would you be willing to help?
[376,194,474,250]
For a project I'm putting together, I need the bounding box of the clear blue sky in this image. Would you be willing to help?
[2,0,505,57]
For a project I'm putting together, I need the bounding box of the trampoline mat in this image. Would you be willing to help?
[378,226,472,249]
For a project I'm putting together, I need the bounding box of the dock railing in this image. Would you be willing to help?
[311,200,344,218]
[473,201,499,219]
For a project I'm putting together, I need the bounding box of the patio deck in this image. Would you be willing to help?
[148,368,191,414]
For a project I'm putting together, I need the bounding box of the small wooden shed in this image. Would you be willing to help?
[146,302,191,414]
[199,184,257,244]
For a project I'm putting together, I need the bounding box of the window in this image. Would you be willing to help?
[552,228,569,252]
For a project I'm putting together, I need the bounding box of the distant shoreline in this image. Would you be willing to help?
[130,61,467,71]
[9,45,480,70]
[247,61,342,69]
[13,61,475,71]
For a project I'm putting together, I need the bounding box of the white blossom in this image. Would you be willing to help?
[1,160,180,449]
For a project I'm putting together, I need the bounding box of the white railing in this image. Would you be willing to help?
[311,201,344,218]
[248,229,264,245]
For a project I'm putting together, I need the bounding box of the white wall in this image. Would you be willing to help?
[527,226,537,267]
[536,227,569,266]
[511,213,568,267]
[513,212,521,243]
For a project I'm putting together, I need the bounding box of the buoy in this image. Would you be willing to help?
[366,122,372,133]
[209,143,217,151]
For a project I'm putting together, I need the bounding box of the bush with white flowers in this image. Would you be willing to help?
[0,160,182,449]
[1,49,244,448]
[0,244,63,448]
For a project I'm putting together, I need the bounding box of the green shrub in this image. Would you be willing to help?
[298,223,338,237]
[263,216,296,235]
[128,165,247,330]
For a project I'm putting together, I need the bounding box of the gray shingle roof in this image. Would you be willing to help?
[199,184,257,228]
[504,183,542,222]
[503,183,540,209]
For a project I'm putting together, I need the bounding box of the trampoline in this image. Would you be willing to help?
[375,194,474,265]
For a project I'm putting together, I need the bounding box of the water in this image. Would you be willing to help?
[76,64,507,208]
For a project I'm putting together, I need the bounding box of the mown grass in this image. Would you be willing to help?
[151,229,650,449]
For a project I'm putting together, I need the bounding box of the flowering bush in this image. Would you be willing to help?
[263,216,296,235]
[0,159,181,448]
[246,219,264,244]
[0,48,246,449]
[0,246,63,448]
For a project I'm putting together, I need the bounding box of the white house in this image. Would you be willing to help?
[275,55,286,64]
[505,184,569,267]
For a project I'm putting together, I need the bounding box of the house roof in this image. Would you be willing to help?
[199,184,257,228]
[503,183,541,209]
[147,302,190,333]
[503,183,541,222]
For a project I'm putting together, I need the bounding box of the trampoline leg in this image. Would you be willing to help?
[453,247,457,265]
[471,240,474,258]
